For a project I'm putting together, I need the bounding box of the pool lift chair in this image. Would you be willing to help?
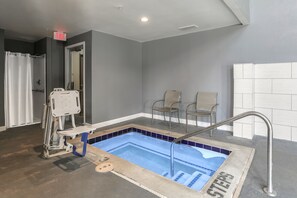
[186,92,218,135]
[152,90,182,128]
[42,88,96,158]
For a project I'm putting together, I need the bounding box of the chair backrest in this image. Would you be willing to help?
[50,90,81,117]
[164,90,181,108]
[196,92,217,111]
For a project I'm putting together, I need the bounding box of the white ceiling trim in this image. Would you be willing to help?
[223,0,250,25]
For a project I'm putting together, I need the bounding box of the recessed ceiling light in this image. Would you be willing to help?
[141,17,149,23]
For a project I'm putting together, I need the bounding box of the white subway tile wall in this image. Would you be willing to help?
[254,107,272,122]
[255,63,291,79]
[255,79,272,93]
[233,63,255,139]
[233,108,254,124]
[255,122,267,137]
[242,124,254,139]
[243,94,253,109]
[292,96,297,111]
[273,110,297,127]
[233,123,243,137]
[234,62,297,141]
[273,124,291,140]
[272,79,297,94]
[255,94,291,110]
[243,63,254,79]
[233,64,243,79]
[292,127,297,142]
[234,94,243,108]
[234,79,254,93]
[292,63,297,78]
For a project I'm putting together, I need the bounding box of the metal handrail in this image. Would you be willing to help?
[169,111,277,197]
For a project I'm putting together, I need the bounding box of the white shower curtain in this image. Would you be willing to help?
[4,52,34,127]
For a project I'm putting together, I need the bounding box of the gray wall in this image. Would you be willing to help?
[142,0,297,122]
[66,30,142,124]
[34,38,49,96]
[0,29,4,126]
[35,38,64,97]
[34,38,47,55]
[66,31,92,123]
[49,39,64,89]
[91,31,142,123]
[4,39,34,54]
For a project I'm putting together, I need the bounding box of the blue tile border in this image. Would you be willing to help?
[187,173,202,187]
[174,172,185,181]
[88,127,231,155]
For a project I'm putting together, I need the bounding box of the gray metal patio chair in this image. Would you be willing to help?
[186,92,218,136]
[152,90,182,128]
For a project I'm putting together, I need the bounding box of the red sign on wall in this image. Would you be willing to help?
[53,32,67,41]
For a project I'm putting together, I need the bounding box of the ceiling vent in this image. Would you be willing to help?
[178,24,199,31]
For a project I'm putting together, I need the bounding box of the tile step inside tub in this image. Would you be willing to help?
[162,170,211,191]
[172,170,191,184]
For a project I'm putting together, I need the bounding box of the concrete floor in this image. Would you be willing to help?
[1,118,297,198]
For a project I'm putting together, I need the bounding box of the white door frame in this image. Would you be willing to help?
[42,54,47,106]
[64,42,86,124]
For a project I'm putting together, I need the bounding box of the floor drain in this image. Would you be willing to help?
[95,162,114,173]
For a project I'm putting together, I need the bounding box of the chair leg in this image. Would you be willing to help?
[169,112,172,129]
[214,113,217,132]
[186,113,188,133]
[196,116,198,126]
[151,109,154,123]
[210,115,213,137]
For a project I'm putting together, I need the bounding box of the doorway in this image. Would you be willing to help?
[65,42,85,124]
[32,54,47,123]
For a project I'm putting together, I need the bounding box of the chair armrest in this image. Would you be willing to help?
[186,102,196,113]
[170,101,181,110]
[210,104,219,114]
[152,99,165,108]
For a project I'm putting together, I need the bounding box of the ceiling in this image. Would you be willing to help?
[0,0,244,42]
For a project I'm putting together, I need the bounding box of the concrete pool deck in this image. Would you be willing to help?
[83,124,255,198]
[1,117,297,197]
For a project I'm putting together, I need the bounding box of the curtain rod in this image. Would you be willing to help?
[30,55,45,58]
[7,51,45,58]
